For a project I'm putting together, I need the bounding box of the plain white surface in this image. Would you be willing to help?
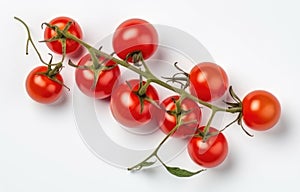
[1,0,299,191]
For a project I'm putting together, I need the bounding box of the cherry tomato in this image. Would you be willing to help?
[156,95,202,138]
[242,90,281,131]
[26,66,63,104]
[110,79,159,128]
[112,18,158,61]
[75,54,120,99]
[189,62,229,102]
[44,16,83,54]
[188,127,228,168]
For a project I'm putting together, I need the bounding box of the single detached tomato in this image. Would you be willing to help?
[189,62,229,102]
[26,66,63,104]
[44,16,83,54]
[156,95,202,138]
[110,79,159,128]
[75,54,120,99]
[242,90,281,131]
[188,127,228,168]
[112,18,158,61]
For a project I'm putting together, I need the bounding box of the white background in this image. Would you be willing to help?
[1,0,299,191]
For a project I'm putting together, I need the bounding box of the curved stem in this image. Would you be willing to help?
[15,17,70,90]
[14,17,48,65]
[127,121,180,171]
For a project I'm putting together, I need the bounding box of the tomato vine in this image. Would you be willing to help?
[14,16,281,177]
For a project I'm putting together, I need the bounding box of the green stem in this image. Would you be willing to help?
[138,79,152,96]
[63,31,243,113]
[202,108,217,141]
[14,17,48,65]
[127,121,180,171]
[15,16,67,66]
[155,153,166,167]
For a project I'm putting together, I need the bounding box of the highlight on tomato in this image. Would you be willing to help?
[188,126,228,168]
[155,95,202,138]
[112,18,158,62]
[26,66,64,104]
[110,79,159,128]
[75,54,120,99]
[44,16,83,55]
[189,62,229,102]
[242,90,281,131]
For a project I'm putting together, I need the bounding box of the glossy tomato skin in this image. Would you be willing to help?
[112,18,158,61]
[44,16,83,54]
[242,90,281,131]
[110,79,159,128]
[156,95,202,138]
[188,127,228,168]
[26,66,63,104]
[189,62,229,102]
[75,54,120,99]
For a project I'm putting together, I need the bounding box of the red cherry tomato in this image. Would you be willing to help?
[26,66,63,104]
[189,62,229,102]
[156,95,202,138]
[75,54,120,99]
[188,127,228,168]
[112,18,158,61]
[44,16,83,54]
[110,79,159,128]
[242,90,281,131]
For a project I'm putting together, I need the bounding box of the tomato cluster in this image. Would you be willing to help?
[25,16,84,104]
[17,16,281,176]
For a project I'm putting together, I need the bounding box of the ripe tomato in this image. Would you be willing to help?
[156,95,202,138]
[188,127,228,168]
[112,18,158,61]
[189,62,229,102]
[44,16,83,54]
[26,66,63,104]
[75,54,120,99]
[242,90,281,131]
[110,79,159,128]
